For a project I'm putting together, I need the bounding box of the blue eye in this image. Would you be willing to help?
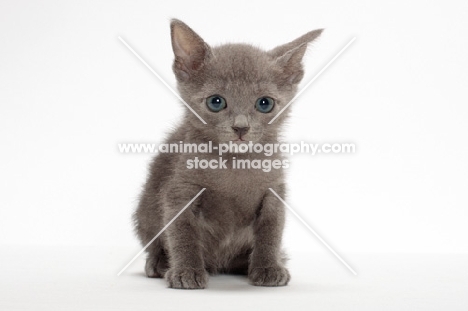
[255,97,275,113]
[206,95,227,112]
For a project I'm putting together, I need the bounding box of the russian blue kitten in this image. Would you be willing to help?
[134,19,322,289]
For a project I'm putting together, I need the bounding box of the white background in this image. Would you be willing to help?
[1,0,467,310]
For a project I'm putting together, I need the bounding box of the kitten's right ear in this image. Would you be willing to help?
[170,19,211,81]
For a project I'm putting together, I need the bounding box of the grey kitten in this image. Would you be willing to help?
[133,19,322,289]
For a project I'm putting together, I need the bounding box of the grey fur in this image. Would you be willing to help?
[133,19,322,289]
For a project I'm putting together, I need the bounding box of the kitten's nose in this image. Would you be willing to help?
[232,126,250,137]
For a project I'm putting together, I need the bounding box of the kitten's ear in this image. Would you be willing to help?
[269,29,323,85]
[170,19,211,81]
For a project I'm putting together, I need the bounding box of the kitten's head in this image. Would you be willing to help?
[170,19,322,143]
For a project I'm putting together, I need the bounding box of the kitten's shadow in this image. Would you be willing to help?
[206,274,253,292]
[128,272,254,291]
[128,272,351,293]
[129,272,148,278]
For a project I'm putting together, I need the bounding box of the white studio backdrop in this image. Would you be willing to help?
[0,0,467,256]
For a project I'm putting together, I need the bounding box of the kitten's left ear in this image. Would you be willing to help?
[269,29,323,85]
[170,19,211,81]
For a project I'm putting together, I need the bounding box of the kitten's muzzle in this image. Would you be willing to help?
[232,126,250,139]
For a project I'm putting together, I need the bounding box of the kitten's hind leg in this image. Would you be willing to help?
[145,247,169,278]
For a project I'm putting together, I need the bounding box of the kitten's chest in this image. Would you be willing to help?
[199,158,282,200]
[179,154,284,224]
[196,163,282,223]
[201,168,266,210]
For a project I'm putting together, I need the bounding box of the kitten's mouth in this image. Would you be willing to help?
[231,138,247,143]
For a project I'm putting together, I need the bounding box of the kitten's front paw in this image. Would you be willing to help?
[248,266,290,287]
[165,267,208,289]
